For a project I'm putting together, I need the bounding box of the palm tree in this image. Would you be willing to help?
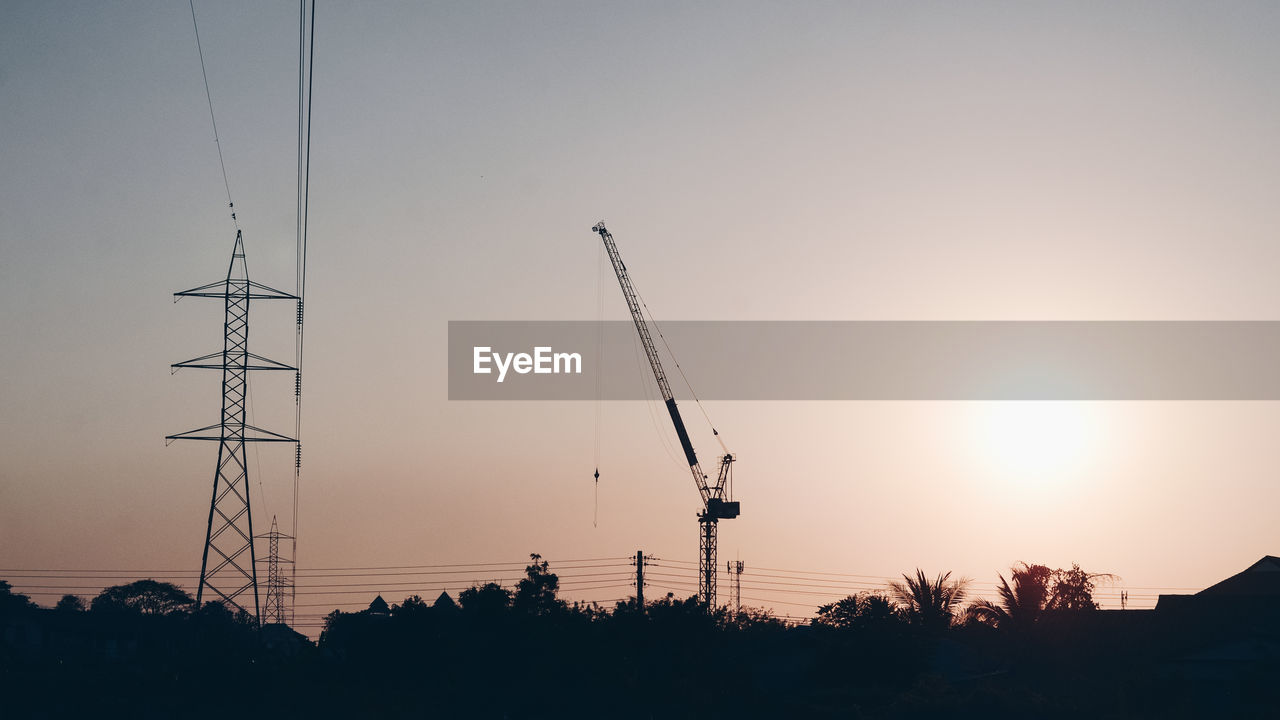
[965,562,1051,630]
[888,569,970,631]
[966,562,1117,629]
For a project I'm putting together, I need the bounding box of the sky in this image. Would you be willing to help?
[4,1,1280,627]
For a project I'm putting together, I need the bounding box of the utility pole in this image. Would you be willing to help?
[728,560,744,617]
[168,230,297,621]
[634,550,646,607]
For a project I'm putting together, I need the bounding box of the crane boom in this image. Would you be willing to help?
[592,221,711,503]
[591,221,738,517]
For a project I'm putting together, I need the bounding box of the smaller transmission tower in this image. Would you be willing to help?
[728,560,744,617]
[256,516,294,626]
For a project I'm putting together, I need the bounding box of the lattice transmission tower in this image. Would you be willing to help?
[168,230,297,621]
[728,560,744,616]
[256,515,295,625]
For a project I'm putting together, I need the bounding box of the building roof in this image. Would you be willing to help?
[434,591,458,610]
[1198,556,1280,597]
[366,595,390,615]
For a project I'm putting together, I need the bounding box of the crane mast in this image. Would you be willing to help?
[591,221,739,608]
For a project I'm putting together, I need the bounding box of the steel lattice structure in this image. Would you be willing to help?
[168,230,297,621]
[728,560,744,617]
[701,521,718,608]
[256,516,295,625]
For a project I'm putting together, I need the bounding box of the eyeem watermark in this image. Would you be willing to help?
[473,346,583,383]
[450,320,1280,400]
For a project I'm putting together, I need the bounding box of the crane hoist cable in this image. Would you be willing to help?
[593,238,606,527]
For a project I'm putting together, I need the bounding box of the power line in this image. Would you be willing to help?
[0,563,1187,591]
[0,553,1181,617]
[0,557,631,574]
[650,565,1157,593]
[188,0,237,229]
[291,0,317,630]
[15,581,638,598]
[647,561,1189,593]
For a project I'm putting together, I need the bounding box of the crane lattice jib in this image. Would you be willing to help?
[593,222,712,505]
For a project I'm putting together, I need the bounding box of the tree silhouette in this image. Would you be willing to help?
[888,569,970,631]
[0,580,36,614]
[725,605,786,631]
[90,579,194,616]
[54,594,86,612]
[643,592,727,629]
[192,598,255,626]
[0,558,1252,717]
[514,553,564,617]
[965,563,1052,630]
[1046,563,1115,611]
[459,581,513,617]
[816,592,901,630]
[391,594,430,619]
[966,562,1114,628]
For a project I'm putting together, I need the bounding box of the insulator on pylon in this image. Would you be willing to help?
[295,443,302,469]
[295,371,301,396]
[296,300,303,324]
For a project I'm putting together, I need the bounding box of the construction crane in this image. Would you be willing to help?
[591,221,739,609]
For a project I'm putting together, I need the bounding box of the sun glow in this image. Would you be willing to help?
[967,402,1102,484]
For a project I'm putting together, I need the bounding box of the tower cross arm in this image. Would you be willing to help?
[172,351,297,371]
[166,423,298,443]
[174,279,299,300]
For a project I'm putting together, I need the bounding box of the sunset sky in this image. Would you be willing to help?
[4,1,1280,628]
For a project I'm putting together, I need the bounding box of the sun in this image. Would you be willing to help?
[966,402,1102,484]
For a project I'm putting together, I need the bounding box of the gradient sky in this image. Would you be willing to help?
[4,1,1280,624]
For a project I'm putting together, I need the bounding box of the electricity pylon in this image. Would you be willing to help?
[256,516,294,625]
[168,230,297,621]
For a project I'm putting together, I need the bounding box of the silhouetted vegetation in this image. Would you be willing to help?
[888,569,971,632]
[53,594,85,613]
[3,556,1278,718]
[0,581,36,614]
[965,562,1120,630]
[89,578,195,616]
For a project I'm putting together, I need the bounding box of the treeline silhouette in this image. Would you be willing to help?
[2,555,1277,718]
